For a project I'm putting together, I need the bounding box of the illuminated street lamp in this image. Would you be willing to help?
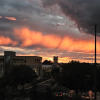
[90,25,97,100]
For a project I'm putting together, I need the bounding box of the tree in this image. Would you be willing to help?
[30,85,39,100]
[42,60,53,65]
[96,67,100,92]
[44,87,54,100]
[51,67,60,79]
[58,60,94,93]
[2,64,37,90]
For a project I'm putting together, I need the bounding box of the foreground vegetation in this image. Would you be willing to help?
[52,60,100,94]
[0,60,100,100]
[0,64,37,100]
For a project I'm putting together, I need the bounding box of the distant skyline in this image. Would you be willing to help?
[0,0,100,63]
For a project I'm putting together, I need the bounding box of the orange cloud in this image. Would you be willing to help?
[59,38,95,53]
[14,27,100,53]
[12,41,18,46]
[0,36,18,46]
[42,35,61,48]
[17,54,35,56]
[5,17,16,20]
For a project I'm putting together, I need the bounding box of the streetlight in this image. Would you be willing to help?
[90,25,97,100]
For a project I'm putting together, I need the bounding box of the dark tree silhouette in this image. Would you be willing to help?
[57,60,94,93]
[42,60,53,65]
[2,64,37,89]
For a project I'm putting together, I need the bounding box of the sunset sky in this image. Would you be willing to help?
[0,0,100,63]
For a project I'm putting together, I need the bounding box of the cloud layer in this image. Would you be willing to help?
[14,27,100,54]
[0,0,100,63]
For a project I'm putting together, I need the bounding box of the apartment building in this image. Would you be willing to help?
[0,51,42,79]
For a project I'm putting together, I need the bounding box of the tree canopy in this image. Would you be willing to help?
[51,67,60,79]
[42,60,53,65]
[57,60,94,93]
[2,64,37,89]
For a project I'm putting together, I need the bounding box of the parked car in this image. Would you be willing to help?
[55,92,62,96]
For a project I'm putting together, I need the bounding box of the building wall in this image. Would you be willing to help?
[53,56,58,64]
[12,56,42,79]
[0,56,4,77]
[0,51,42,79]
[4,51,16,72]
[12,56,42,65]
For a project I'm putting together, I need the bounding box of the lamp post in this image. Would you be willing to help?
[90,25,97,100]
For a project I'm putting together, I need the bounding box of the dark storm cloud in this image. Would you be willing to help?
[42,0,100,36]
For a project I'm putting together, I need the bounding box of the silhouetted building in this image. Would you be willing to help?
[53,56,58,64]
[52,56,59,69]
[0,51,42,79]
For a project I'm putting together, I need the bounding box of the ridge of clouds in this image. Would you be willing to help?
[5,17,16,20]
[13,27,100,54]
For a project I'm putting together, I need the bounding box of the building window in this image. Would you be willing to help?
[35,59,37,63]
[34,68,37,73]
[0,60,3,63]
[37,59,38,63]
[5,56,10,63]
[35,59,38,63]
[35,59,41,63]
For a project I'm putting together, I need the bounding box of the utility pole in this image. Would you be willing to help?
[94,25,97,100]
[90,25,97,100]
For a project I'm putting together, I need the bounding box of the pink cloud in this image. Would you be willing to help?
[0,36,18,46]
[5,17,16,20]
